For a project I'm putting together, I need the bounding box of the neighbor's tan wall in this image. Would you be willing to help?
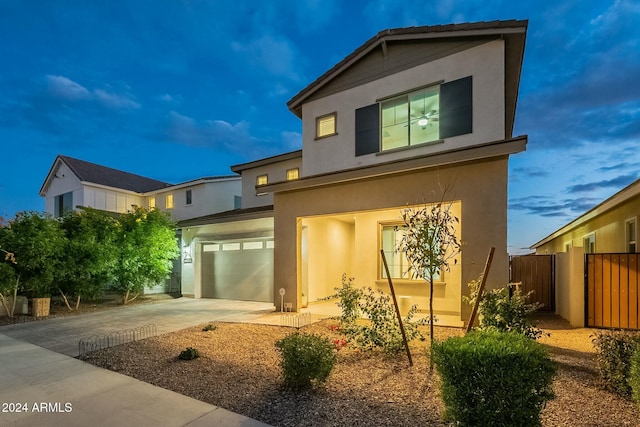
[274,156,510,319]
[555,246,585,327]
[536,196,640,254]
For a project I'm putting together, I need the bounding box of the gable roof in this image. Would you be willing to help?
[40,155,172,196]
[287,19,528,137]
[530,178,640,249]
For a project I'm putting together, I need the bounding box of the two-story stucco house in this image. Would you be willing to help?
[178,20,529,326]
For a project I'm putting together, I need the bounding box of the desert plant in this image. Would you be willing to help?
[178,347,200,360]
[630,347,640,405]
[275,332,336,390]
[329,274,425,354]
[433,330,557,426]
[465,279,544,339]
[592,330,640,397]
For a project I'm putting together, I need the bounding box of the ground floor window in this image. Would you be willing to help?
[380,224,440,281]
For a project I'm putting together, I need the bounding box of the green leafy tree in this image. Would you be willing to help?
[111,207,179,304]
[57,209,119,310]
[0,211,65,297]
[397,195,462,369]
[0,240,19,317]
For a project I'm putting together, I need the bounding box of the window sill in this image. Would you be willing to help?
[314,132,338,141]
[375,279,446,287]
[377,139,444,156]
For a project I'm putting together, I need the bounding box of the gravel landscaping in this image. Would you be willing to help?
[83,314,640,427]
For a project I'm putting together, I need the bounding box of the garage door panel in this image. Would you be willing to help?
[202,243,273,302]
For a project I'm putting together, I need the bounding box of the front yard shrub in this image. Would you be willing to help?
[275,332,336,390]
[592,330,640,397]
[630,347,640,405]
[329,274,425,354]
[465,278,544,339]
[178,347,200,360]
[433,330,557,427]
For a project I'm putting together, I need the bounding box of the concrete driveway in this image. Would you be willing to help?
[0,298,275,427]
[1,297,275,357]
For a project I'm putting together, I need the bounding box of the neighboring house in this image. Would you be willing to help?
[178,20,529,327]
[40,155,241,222]
[531,178,640,328]
[39,155,242,295]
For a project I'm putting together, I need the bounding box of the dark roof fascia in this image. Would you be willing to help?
[530,178,640,249]
[177,205,274,228]
[287,20,528,118]
[260,135,527,194]
[230,150,302,173]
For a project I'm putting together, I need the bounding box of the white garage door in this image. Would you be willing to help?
[201,239,274,302]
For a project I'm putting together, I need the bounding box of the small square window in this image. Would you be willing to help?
[166,194,174,209]
[316,113,337,139]
[185,189,192,205]
[256,174,268,186]
[286,168,299,181]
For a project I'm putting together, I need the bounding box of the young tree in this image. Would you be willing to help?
[397,196,462,370]
[111,206,179,304]
[57,209,119,310]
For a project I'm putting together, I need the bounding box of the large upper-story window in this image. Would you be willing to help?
[381,85,440,150]
[355,76,473,156]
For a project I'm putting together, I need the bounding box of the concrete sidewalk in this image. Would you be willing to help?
[0,298,275,427]
[0,334,271,427]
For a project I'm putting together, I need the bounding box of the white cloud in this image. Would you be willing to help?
[45,75,140,110]
[94,89,140,110]
[46,75,91,100]
[232,35,300,81]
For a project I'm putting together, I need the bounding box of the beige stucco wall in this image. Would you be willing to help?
[240,157,302,209]
[274,155,511,323]
[535,196,640,254]
[152,179,241,222]
[300,39,506,177]
[555,246,585,327]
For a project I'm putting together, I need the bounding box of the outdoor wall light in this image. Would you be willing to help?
[183,244,192,263]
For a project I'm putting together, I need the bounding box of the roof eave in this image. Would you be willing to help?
[286,20,528,118]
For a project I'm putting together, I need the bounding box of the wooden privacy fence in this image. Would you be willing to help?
[586,253,640,329]
[509,254,555,311]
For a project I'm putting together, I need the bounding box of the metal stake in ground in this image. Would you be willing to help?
[380,249,413,367]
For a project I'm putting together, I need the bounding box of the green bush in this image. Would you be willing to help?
[592,330,640,397]
[433,330,557,427]
[465,279,544,339]
[275,332,336,390]
[178,347,200,360]
[329,274,425,354]
[630,347,640,405]
[202,324,217,332]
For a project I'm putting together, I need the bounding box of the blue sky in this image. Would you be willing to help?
[0,0,639,254]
